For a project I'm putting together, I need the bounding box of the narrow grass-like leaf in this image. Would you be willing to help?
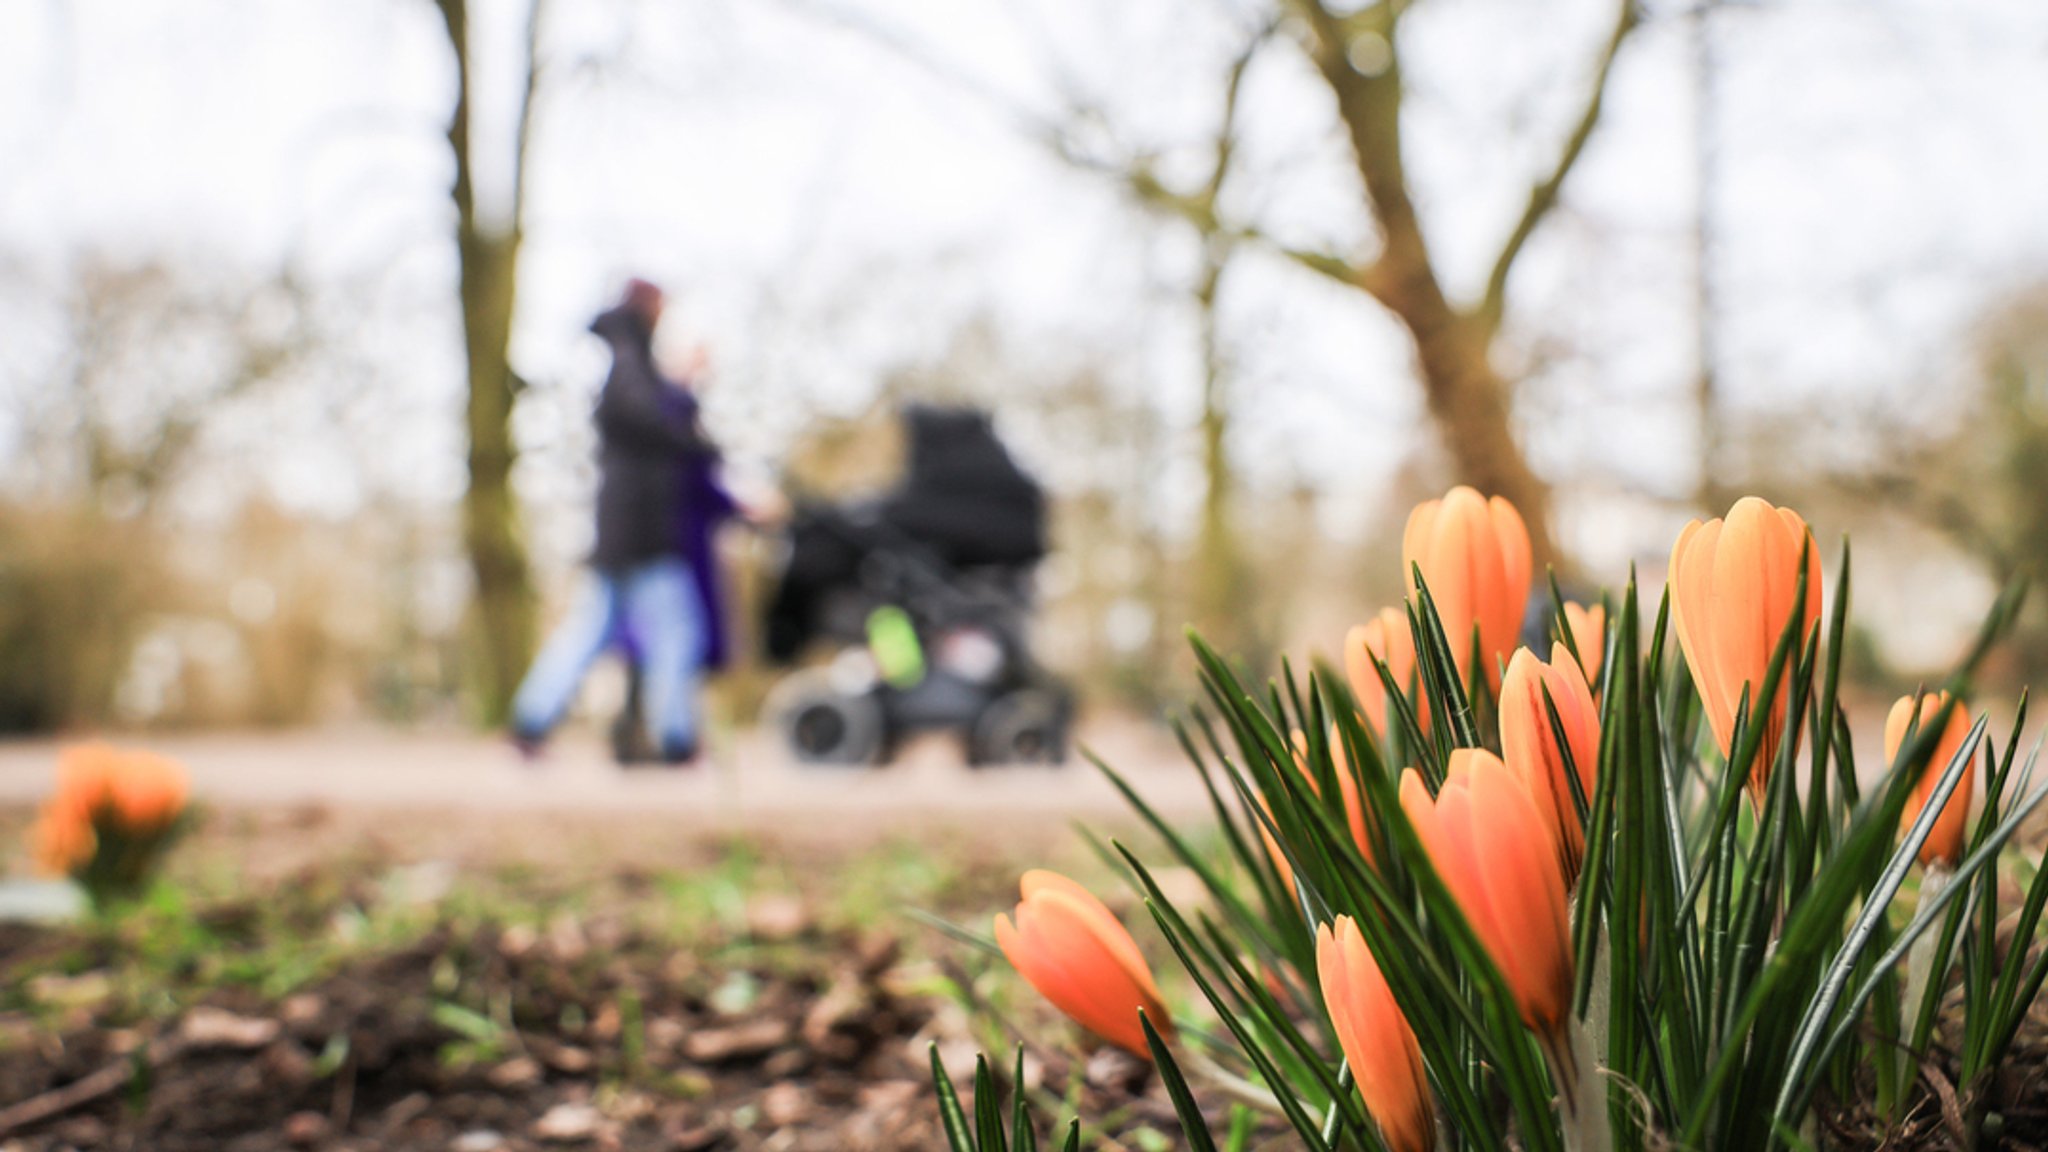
[1142,1010,1220,1152]
[1772,716,1991,1126]
[1011,1046,1037,1152]
[1407,566,1481,752]
[931,1042,975,1152]
[974,1054,1008,1152]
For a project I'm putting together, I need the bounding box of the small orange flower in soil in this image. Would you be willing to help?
[1402,487,1532,691]
[1561,601,1606,686]
[1668,497,1822,799]
[1346,608,1422,733]
[32,744,190,879]
[1499,646,1602,881]
[994,870,1171,1058]
[1884,693,1974,869]
[1317,916,1435,1152]
[1399,750,1573,1034]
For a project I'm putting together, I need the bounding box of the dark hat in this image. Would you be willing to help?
[621,278,664,321]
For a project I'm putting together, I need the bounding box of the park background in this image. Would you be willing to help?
[2,2,2048,1149]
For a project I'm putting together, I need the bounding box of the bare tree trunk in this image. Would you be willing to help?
[1690,0,1727,514]
[1287,1,1623,573]
[1401,300,1558,566]
[435,0,538,725]
[1190,252,1250,652]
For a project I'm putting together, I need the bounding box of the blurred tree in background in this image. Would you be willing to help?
[430,0,545,726]
[430,0,544,721]
[0,259,312,731]
[1089,0,1640,574]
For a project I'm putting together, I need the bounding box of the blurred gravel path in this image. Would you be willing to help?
[0,718,1213,832]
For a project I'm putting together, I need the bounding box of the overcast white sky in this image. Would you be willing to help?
[4,0,2047,591]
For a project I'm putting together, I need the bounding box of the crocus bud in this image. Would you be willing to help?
[1399,751,1572,1034]
[1317,916,1435,1152]
[1561,601,1605,686]
[1668,497,1822,800]
[994,870,1171,1058]
[1499,646,1601,882]
[1346,609,1421,733]
[1884,693,1974,868]
[1401,487,1532,691]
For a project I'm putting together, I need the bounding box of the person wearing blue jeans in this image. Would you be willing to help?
[509,279,718,765]
[511,558,704,761]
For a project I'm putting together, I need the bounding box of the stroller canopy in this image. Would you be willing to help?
[878,405,1047,568]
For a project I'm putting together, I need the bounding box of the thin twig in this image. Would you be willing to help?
[0,1037,184,1138]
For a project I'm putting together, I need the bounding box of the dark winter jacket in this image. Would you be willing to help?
[589,305,715,570]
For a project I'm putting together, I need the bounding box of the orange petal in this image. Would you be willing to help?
[1019,871,1156,997]
[1500,645,1601,879]
[1464,753,1573,1032]
[1887,694,1974,868]
[1562,601,1605,685]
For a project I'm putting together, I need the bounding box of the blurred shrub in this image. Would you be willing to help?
[0,504,166,732]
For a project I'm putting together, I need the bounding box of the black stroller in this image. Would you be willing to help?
[760,406,1074,767]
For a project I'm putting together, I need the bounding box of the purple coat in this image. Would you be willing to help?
[666,389,736,670]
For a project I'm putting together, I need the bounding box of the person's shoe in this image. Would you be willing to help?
[659,739,700,769]
[509,728,547,764]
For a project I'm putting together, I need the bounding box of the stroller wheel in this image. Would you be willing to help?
[969,688,1070,767]
[766,670,886,766]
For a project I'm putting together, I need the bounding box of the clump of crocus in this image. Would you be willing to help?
[1499,646,1602,883]
[1560,600,1606,686]
[1669,497,1822,800]
[1885,692,1974,869]
[1402,487,1531,691]
[1346,608,1421,734]
[1398,750,1571,1035]
[995,870,1171,1058]
[29,743,191,912]
[1317,916,1435,1152]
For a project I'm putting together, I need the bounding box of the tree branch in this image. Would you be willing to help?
[510,0,547,239]
[1475,0,1638,336]
[431,0,475,232]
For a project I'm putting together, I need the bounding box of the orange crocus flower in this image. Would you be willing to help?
[1884,693,1974,868]
[1668,497,1822,799]
[49,743,189,832]
[1561,601,1605,686]
[1317,916,1435,1152]
[1402,487,1531,692]
[994,870,1171,1058]
[1499,646,1601,881]
[1399,750,1572,1034]
[1346,608,1422,734]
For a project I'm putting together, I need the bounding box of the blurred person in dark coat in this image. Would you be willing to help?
[510,279,718,764]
